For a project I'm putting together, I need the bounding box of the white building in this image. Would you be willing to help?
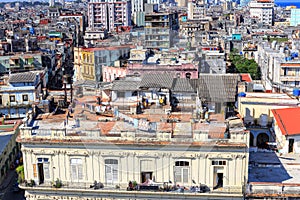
[88,0,131,32]
[18,97,249,200]
[249,0,274,26]
[187,2,206,20]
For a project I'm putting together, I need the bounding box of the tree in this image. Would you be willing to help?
[229,50,261,80]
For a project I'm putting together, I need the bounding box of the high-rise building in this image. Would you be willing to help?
[88,0,131,32]
[144,11,179,49]
[290,9,300,26]
[49,0,55,7]
[187,1,206,20]
[239,0,250,7]
[249,0,274,26]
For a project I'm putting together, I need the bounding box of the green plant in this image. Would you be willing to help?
[53,178,62,188]
[25,179,35,187]
[132,180,137,187]
[16,165,25,183]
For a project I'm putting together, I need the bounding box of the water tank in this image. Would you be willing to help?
[238,92,247,97]
[293,88,300,96]
[259,114,268,127]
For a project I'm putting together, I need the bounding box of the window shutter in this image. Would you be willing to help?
[183,168,189,183]
[174,167,182,183]
[105,165,112,183]
[44,163,50,179]
[78,165,83,180]
[112,165,118,182]
[71,165,77,180]
[33,164,37,178]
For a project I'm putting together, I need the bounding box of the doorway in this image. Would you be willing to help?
[257,133,269,148]
[289,139,294,153]
[141,172,152,184]
[214,173,223,189]
[38,163,44,184]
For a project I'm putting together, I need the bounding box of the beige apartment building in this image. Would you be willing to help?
[18,95,249,200]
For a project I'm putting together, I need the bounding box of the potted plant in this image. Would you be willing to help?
[53,178,62,188]
[25,179,35,187]
[132,181,138,190]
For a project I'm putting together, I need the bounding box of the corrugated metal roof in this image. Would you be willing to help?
[172,78,195,93]
[197,74,240,102]
[9,72,36,83]
[139,73,174,89]
[111,80,140,91]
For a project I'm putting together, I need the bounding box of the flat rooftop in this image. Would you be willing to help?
[249,152,300,183]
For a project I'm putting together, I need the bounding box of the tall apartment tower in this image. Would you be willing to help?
[290,9,300,26]
[49,0,55,7]
[88,0,131,32]
[240,0,250,7]
[144,9,179,49]
[187,1,206,20]
[249,0,274,26]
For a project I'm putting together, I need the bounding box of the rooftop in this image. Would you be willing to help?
[17,95,247,147]
[272,107,300,136]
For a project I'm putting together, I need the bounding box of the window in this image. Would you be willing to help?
[212,160,226,166]
[37,158,50,179]
[117,91,125,98]
[105,159,118,184]
[9,95,15,102]
[174,161,189,184]
[71,158,83,181]
[22,94,28,102]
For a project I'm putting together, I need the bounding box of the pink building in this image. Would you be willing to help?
[126,63,198,79]
[102,66,127,82]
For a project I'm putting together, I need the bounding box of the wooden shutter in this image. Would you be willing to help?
[33,164,37,178]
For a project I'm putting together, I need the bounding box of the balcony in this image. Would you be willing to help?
[280,75,300,81]
[20,181,243,198]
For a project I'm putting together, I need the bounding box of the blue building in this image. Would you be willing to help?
[0,71,43,118]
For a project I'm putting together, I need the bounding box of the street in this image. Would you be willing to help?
[1,171,25,200]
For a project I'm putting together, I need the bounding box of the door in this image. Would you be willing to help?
[289,139,294,153]
[141,172,152,184]
[105,163,118,185]
[38,163,44,184]
[217,173,223,188]
[213,167,224,189]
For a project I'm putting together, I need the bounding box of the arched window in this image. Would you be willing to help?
[185,73,191,79]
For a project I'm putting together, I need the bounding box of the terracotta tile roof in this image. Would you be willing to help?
[240,73,252,83]
[272,107,300,136]
[281,63,300,67]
